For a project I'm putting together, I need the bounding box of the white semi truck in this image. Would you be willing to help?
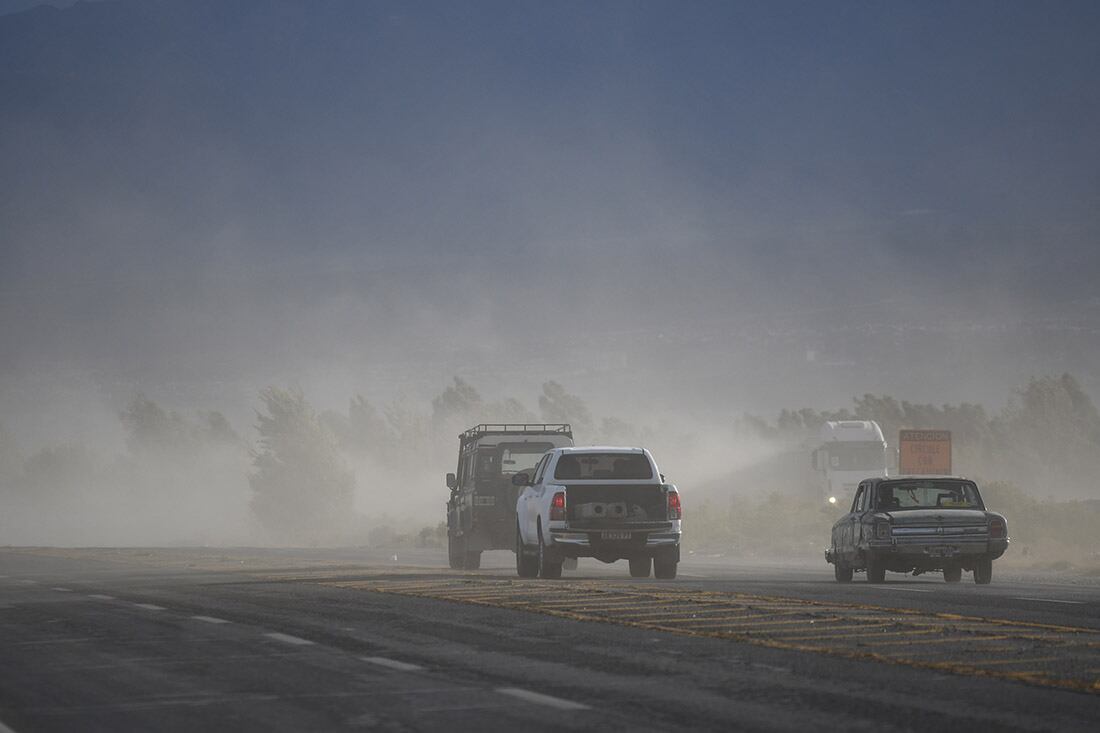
[811,420,890,506]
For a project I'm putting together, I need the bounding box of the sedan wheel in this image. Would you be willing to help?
[866,554,886,583]
[973,557,993,585]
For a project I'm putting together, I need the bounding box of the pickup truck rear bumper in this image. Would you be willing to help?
[550,529,680,546]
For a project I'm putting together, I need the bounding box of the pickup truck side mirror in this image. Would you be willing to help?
[446,473,457,490]
[511,472,530,487]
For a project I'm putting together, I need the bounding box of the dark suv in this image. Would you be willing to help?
[445,424,573,570]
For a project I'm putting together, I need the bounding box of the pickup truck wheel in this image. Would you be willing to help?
[516,526,538,578]
[537,529,562,579]
[865,554,886,583]
[628,557,651,578]
[943,564,962,583]
[653,554,677,580]
[834,561,853,583]
[973,558,993,585]
[562,557,578,571]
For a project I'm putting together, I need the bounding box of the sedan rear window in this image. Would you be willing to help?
[554,453,653,480]
[875,480,982,511]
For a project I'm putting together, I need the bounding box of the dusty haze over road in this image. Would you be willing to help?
[1,1,1099,545]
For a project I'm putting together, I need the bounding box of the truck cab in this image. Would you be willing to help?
[446,424,574,570]
[812,420,890,506]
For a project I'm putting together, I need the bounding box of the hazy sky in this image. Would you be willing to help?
[2,0,1099,430]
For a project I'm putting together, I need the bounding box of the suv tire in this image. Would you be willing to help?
[447,534,463,570]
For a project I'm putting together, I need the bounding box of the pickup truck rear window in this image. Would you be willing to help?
[554,453,653,480]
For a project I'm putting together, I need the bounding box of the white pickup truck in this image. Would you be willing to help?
[512,447,682,579]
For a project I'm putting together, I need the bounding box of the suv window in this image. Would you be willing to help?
[851,485,864,514]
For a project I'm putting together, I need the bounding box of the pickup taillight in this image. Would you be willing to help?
[667,491,682,520]
[989,517,1006,539]
[549,491,566,521]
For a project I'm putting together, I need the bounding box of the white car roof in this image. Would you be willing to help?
[557,446,646,454]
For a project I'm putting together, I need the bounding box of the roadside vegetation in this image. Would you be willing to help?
[1,374,1098,572]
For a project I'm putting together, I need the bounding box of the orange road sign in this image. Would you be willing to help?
[898,430,952,475]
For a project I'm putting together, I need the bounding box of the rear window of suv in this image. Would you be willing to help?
[554,453,653,480]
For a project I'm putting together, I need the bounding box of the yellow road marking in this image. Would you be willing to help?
[320,576,1100,696]
[866,635,1013,647]
[778,625,923,642]
[676,615,847,630]
[966,657,1060,667]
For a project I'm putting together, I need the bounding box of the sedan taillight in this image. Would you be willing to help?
[667,491,682,520]
[549,491,566,521]
[989,517,1006,539]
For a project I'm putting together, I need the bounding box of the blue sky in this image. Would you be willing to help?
[1,0,1099,416]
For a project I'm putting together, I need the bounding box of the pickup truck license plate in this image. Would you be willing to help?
[600,531,631,541]
[927,546,959,557]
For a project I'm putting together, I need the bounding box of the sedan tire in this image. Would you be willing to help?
[866,554,886,584]
[973,557,993,585]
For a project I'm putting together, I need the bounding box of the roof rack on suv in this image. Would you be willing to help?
[459,424,573,443]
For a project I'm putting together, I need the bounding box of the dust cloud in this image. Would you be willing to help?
[1,1,1098,558]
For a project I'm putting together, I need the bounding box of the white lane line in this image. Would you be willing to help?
[361,656,423,672]
[1014,597,1085,605]
[18,580,37,585]
[133,603,166,611]
[0,715,19,733]
[51,587,74,592]
[191,615,231,624]
[264,632,314,646]
[496,687,589,711]
[867,586,932,593]
[87,594,115,600]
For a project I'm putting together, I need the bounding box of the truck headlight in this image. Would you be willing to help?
[875,520,890,540]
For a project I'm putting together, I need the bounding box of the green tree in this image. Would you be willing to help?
[249,387,355,542]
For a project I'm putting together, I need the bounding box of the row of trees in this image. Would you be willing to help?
[3,373,1097,546]
[746,373,1100,496]
[0,378,610,545]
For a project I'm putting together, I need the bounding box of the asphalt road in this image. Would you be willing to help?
[1,547,1098,732]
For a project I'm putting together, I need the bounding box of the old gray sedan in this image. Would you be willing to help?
[825,476,1008,584]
